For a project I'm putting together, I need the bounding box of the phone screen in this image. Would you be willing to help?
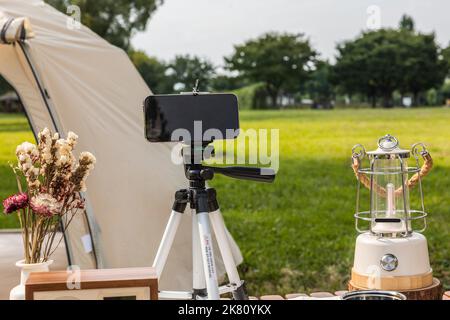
[144,94,239,142]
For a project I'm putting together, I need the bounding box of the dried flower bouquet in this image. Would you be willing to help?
[2,128,95,264]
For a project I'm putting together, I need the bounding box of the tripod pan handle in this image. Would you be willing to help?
[210,166,276,183]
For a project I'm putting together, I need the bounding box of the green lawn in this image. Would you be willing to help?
[0,114,34,228]
[0,109,449,295]
[210,108,450,295]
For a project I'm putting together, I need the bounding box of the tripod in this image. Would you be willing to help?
[152,145,275,300]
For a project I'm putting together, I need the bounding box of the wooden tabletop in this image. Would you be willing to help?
[26,267,157,286]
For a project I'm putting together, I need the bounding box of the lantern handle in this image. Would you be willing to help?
[407,143,433,190]
[352,144,365,160]
[378,134,398,151]
[351,146,433,197]
[411,142,428,159]
[351,156,388,197]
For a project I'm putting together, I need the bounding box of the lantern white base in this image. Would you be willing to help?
[351,232,432,290]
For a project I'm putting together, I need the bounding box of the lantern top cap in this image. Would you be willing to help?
[366,134,410,157]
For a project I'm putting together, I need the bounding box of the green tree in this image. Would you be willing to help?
[334,23,447,107]
[305,61,334,109]
[334,29,403,107]
[226,32,317,107]
[441,80,450,100]
[210,75,248,92]
[399,32,448,105]
[166,55,215,92]
[399,14,415,31]
[443,45,450,76]
[128,50,173,93]
[47,0,162,50]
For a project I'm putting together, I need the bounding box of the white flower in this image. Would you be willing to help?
[21,162,32,171]
[53,132,59,140]
[17,152,32,169]
[38,128,53,165]
[29,180,40,189]
[16,141,37,155]
[24,142,35,153]
[38,127,50,140]
[55,139,75,167]
[56,139,71,153]
[70,151,96,192]
[32,167,39,176]
[56,138,66,148]
[31,148,39,158]
[42,151,52,162]
[67,131,78,145]
[67,131,78,139]
[80,151,96,164]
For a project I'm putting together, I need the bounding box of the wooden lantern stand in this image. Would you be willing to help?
[348,277,443,300]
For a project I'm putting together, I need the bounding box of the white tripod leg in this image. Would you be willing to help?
[210,209,246,299]
[197,211,220,300]
[209,209,241,284]
[152,210,183,277]
[192,209,206,298]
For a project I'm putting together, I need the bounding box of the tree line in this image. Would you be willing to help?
[129,15,450,108]
[2,1,450,109]
[334,15,449,107]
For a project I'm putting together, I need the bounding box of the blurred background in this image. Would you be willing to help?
[1,0,449,295]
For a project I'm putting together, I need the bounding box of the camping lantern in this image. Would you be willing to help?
[349,134,435,293]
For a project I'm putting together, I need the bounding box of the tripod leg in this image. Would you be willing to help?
[152,210,183,277]
[196,210,220,299]
[210,209,248,300]
[192,209,207,299]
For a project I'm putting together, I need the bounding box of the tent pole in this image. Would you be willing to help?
[16,41,99,268]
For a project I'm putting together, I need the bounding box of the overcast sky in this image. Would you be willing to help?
[131,0,450,66]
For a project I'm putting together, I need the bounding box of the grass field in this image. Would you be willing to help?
[0,109,449,295]
[0,114,34,228]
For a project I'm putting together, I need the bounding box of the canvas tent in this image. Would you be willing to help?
[0,0,242,290]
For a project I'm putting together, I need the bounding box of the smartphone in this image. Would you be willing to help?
[143,93,240,143]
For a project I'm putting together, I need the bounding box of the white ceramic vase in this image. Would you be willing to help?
[9,259,53,300]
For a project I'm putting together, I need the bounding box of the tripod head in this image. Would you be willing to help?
[185,164,275,183]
